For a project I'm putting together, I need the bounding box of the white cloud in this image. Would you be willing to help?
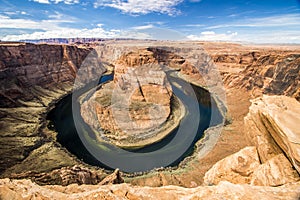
[1,27,152,41]
[0,13,153,41]
[132,24,154,30]
[31,0,79,4]
[51,0,79,4]
[184,24,204,27]
[0,15,10,19]
[187,31,238,41]
[187,30,300,44]
[207,14,300,29]
[32,0,50,4]
[94,0,183,15]
[0,13,77,32]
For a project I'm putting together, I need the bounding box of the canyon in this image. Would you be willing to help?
[0,40,299,199]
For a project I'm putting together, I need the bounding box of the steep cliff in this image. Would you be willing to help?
[214,49,300,100]
[0,43,91,107]
[0,43,99,175]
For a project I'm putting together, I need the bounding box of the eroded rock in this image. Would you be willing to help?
[0,178,300,200]
[246,95,300,173]
[251,154,300,186]
[203,146,260,185]
[80,49,186,148]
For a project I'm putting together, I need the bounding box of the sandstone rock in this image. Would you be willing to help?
[203,146,260,185]
[0,43,92,107]
[1,41,300,196]
[2,143,78,177]
[80,49,187,148]
[244,102,283,163]
[247,95,300,173]
[222,52,300,100]
[0,178,300,200]
[0,43,99,175]
[98,168,124,185]
[2,165,117,186]
[251,154,300,186]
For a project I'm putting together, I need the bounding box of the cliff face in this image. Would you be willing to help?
[0,43,91,107]
[214,50,300,100]
[244,95,300,173]
[0,43,95,174]
[202,95,300,192]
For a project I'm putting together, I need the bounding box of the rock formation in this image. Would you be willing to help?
[216,49,300,100]
[80,48,185,148]
[0,43,107,176]
[1,178,300,200]
[203,146,261,185]
[203,146,299,187]
[245,95,300,173]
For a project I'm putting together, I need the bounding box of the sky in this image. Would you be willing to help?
[0,0,300,43]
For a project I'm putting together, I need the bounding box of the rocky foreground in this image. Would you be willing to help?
[0,41,300,199]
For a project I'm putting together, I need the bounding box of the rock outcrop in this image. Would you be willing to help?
[245,95,300,173]
[203,146,260,185]
[80,49,185,148]
[251,153,300,186]
[220,52,300,100]
[204,95,300,188]
[1,178,300,200]
[1,41,300,199]
[0,43,92,107]
[203,146,299,187]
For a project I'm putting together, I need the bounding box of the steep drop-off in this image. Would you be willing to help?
[0,43,98,175]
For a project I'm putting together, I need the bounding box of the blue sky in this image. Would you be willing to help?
[0,0,300,43]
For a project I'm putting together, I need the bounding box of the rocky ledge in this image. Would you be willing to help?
[245,95,300,174]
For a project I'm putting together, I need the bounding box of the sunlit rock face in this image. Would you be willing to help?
[80,49,185,148]
[245,95,300,174]
[203,146,299,186]
[219,52,300,100]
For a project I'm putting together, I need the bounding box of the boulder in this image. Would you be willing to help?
[251,154,300,186]
[246,95,300,173]
[203,146,260,185]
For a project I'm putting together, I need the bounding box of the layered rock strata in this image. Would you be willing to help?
[80,49,185,148]
[245,95,300,173]
[0,43,107,176]
[1,178,300,200]
[203,146,299,186]
[211,47,300,100]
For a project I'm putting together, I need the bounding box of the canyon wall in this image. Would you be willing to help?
[209,46,300,100]
[0,43,101,175]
